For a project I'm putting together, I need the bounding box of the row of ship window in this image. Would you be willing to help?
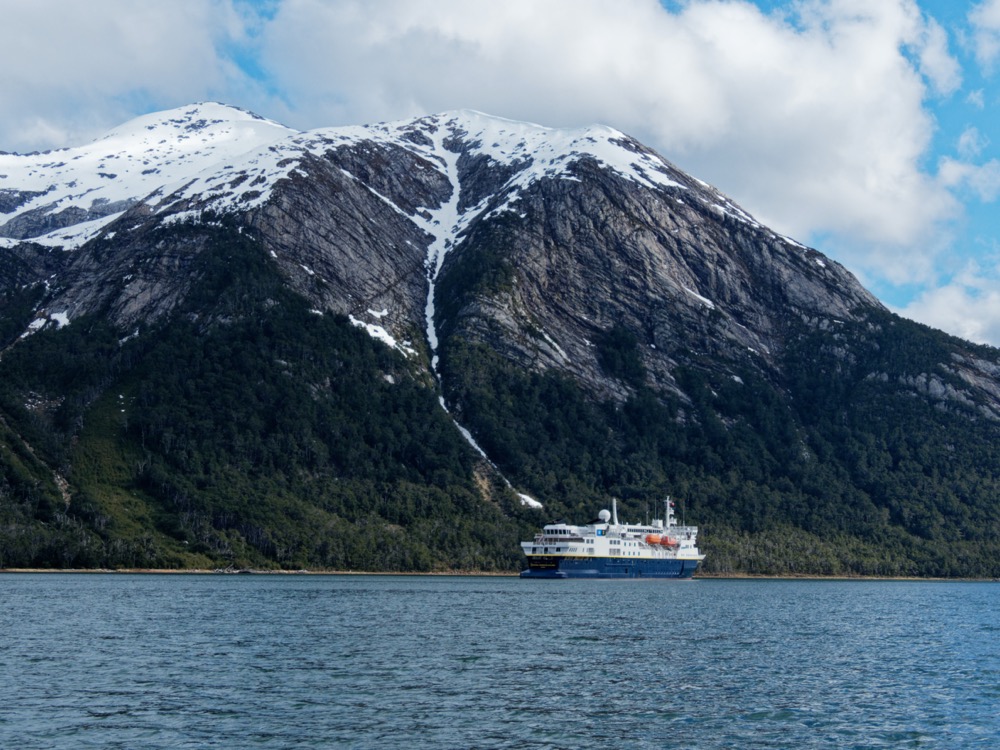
[535,539,641,550]
[533,547,644,556]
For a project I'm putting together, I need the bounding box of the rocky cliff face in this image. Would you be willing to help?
[436,153,883,403]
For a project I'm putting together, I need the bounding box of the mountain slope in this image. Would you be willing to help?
[2,104,1000,575]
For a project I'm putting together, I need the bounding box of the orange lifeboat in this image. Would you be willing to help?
[660,536,679,548]
[645,534,662,545]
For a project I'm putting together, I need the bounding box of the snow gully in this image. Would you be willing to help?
[417,135,463,378]
[407,129,541,509]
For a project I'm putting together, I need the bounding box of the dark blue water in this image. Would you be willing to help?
[1,575,997,748]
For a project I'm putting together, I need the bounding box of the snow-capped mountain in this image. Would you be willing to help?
[2,102,756,250]
[3,103,1000,576]
[2,103,875,380]
[0,103,293,248]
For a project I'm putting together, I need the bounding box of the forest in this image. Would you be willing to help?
[1,231,999,576]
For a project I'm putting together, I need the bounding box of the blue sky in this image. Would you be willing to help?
[4,0,1000,345]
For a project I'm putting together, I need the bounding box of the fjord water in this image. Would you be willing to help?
[1,575,997,749]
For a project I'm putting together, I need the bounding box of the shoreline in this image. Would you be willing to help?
[1,568,996,581]
[0,568,517,576]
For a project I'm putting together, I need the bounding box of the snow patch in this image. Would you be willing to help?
[0,102,294,248]
[539,329,569,361]
[349,314,397,347]
[518,493,544,509]
[682,286,716,310]
[349,314,416,357]
[31,212,127,249]
[456,422,490,460]
[22,318,47,337]
[709,198,760,228]
[20,310,70,338]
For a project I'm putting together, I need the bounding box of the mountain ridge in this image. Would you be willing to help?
[1,104,999,576]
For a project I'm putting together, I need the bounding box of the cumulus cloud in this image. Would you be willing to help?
[939,156,1000,202]
[0,0,250,152]
[899,260,1000,345]
[957,126,989,159]
[970,0,1000,70]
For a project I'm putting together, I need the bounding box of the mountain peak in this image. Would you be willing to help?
[2,102,790,263]
[93,101,293,149]
[0,103,295,249]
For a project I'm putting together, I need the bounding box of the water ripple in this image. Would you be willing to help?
[1,575,998,748]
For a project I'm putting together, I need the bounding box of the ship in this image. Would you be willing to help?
[519,498,704,579]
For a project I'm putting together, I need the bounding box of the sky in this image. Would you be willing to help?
[3,0,1000,346]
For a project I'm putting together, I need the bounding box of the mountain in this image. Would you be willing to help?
[2,103,999,576]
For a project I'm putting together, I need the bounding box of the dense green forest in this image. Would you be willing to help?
[2,227,1000,576]
[440,311,1000,578]
[0,229,535,571]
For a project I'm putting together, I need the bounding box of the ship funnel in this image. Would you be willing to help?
[612,498,619,526]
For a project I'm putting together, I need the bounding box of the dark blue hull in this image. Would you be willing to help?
[520,555,701,579]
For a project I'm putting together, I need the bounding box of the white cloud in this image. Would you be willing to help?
[0,0,251,152]
[899,260,1000,345]
[970,0,1000,70]
[957,126,989,159]
[938,156,1000,202]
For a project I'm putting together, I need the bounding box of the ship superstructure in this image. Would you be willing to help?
[519,499,704,579]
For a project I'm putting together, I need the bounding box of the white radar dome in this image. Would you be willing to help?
[598,509,611,523]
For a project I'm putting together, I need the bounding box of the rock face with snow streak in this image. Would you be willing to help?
[434,152,881,400]
[7,103,1000,419]
[0,105,880,390]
